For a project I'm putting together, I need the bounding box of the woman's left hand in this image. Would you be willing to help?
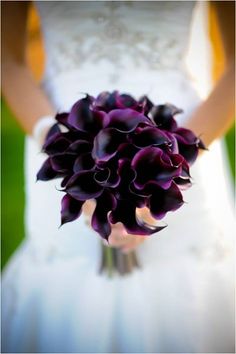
[106,223,146,253]
[83,200,152,253]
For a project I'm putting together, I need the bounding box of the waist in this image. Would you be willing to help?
[41,67,202,126]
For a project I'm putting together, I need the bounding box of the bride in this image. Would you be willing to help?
[2,1,235,353]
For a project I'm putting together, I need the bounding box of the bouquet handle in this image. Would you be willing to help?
[99,242,141,277]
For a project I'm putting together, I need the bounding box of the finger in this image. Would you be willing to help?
[108,230,136,247]
[108,233,129,247]
[109,232,145,249]
[83,200,96,215]
[121,236,146,253]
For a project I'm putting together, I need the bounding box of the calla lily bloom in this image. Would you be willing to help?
[37,91,205,240]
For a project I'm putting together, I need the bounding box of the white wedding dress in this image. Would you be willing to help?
[2,1,235,353]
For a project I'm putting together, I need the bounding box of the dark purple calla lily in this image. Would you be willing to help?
[93,91,118,112]
[114,158,137,200]
[51,153,77,173]
[138,95,154,115]
[91,191,117,239]
[67,139,92,154]
[92,128,127,162]
[147,182,184,219]
[65,171,104,201]
[37,91,205,240]
[73,153,95,173]
[173,127,207,165]
[68,95,106,133]
[36,158,62,181]
[93,90,144,113]
[131,147,183,190]
[132,126,170,148]
[150,103,183,131]
[117,93,139,109]
[109,199,166,236]
[60,194,84,226]
[104,108,150,132]
[55,112,72,129]
[42,134,71,155]
[45,123,61,141]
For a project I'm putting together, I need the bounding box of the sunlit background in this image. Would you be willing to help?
[1,2,235,269]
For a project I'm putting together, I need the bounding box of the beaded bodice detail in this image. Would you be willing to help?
[35,1,196,85]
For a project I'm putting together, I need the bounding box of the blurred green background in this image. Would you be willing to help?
[1,98,235,269]
[2,100,25,269]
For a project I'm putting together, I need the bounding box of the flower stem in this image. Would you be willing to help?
[99,242,141,277]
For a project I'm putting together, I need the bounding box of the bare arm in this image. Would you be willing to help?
[184,1,235,147]
[1,1,55,135]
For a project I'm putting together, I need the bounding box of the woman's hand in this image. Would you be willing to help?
[83,201,155,253]
[106,223,146,253]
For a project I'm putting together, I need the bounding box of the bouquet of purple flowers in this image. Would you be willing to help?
[37,91,205,275]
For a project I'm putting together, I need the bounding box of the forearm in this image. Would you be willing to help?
[184,61,235,148]
[2,60,55,135]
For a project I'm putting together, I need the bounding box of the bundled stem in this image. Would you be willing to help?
[99,242,141,277]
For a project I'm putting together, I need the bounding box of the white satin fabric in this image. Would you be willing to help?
[2,1,235,353]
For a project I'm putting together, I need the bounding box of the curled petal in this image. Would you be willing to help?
[43,135,71,155]
[67,140,92,154]
[174,127,199,143]
[174,139,199,165]
[68,95,106,132]
[55,112,72,129]
[151,104,182,131]
[104,108,150,132]
[45,123,61,142]
[138,95,154,115]
[114,158,137,199]
[116,143,140,160]
[100,158,144,204]
[61,174,73,188]
[93,91,118,112]
[73,153,95,173]
[173,128,207,165]
[99,158,121,187]
[92,128,127,162]
[180,159,191,178]
[163,131,179,154]
[132,127,170,148]
[116,93,138,110]
[174,177,192,190]
[173,158,192,189]
[109,199,166,236]
[198,138,207,150]
[106,170,121,188]
[51,153,76,173]
[91,191,117,240]
[94,168,110,184]
[131,147,182,190]
[60,194,84,225]
[65,171,103,201]
[65,130,93,142]
[94,91,149,113]
[148,182,184,219]
[36,158,62,181]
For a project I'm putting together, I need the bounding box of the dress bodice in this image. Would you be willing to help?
[34,1,200,117]
[35,1,196,81]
